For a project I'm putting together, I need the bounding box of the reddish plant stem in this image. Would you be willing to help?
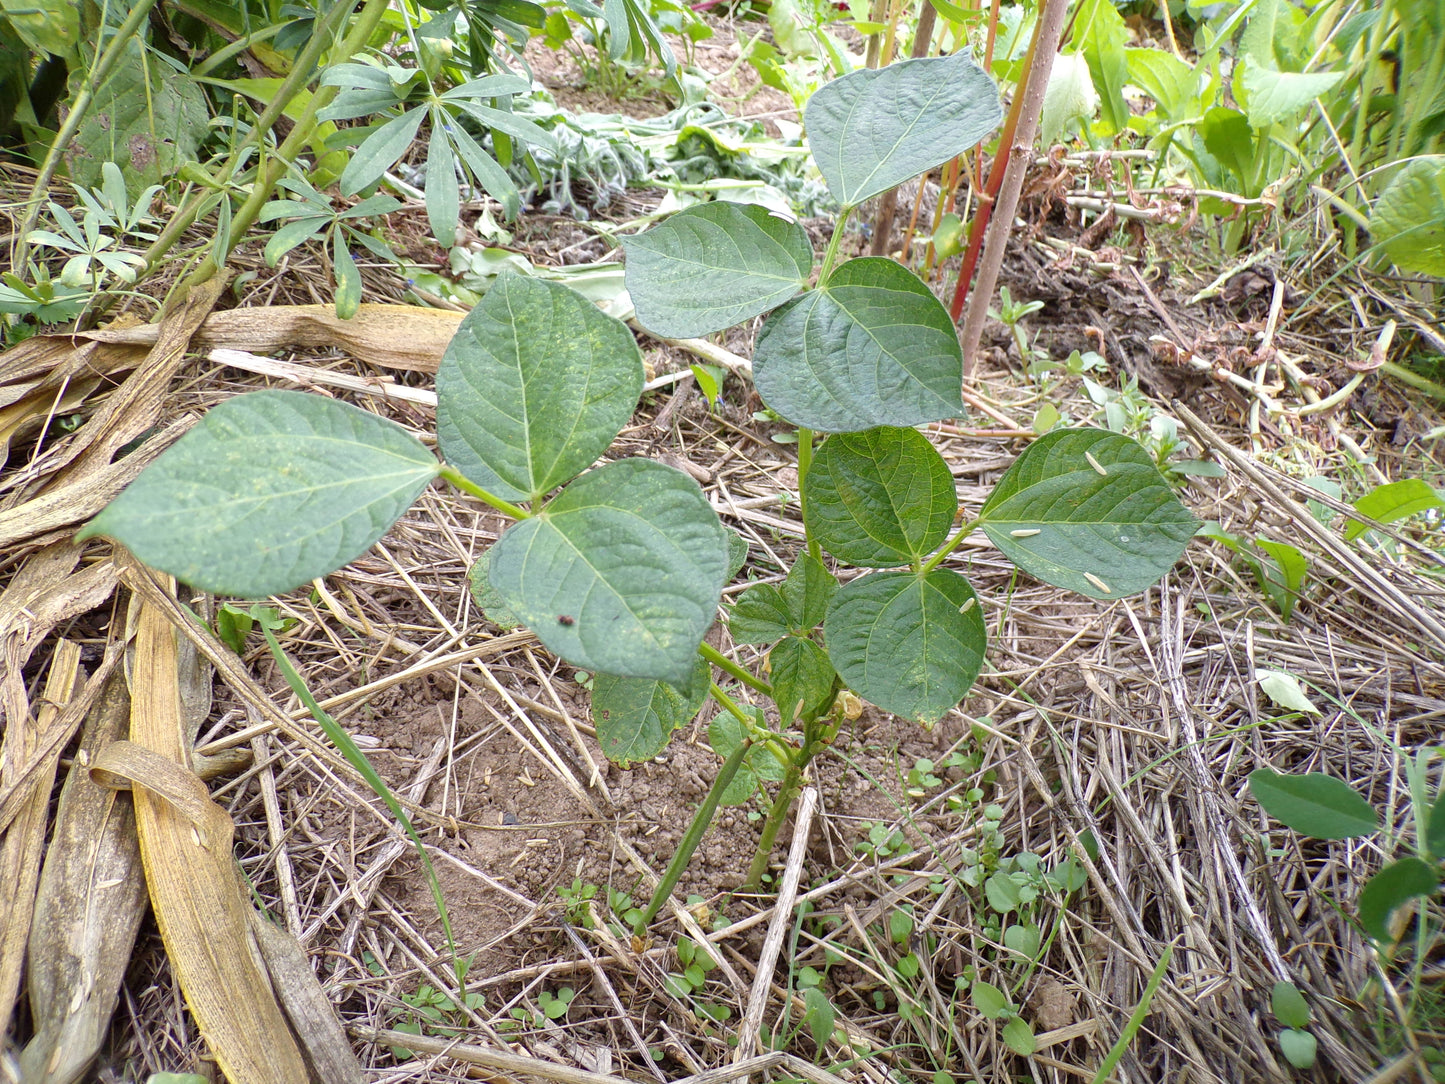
[948,0,1070,381]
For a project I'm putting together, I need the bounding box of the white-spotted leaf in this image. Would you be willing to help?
[78,390,439,597]
[753,257,963,432]
[805,52,1003,208]
[622,202,813,337]
[977,428,1197,597]
[488,459,730,683]
[437,273,643,502]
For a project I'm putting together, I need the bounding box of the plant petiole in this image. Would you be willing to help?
[439,465,530,521]
[699,641,771,698]
[797,428,822,563]
[642,736,753,925]
[816,206,853,286]
[920,516,981,575]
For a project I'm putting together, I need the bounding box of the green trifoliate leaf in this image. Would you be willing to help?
[804,52,1003,208]
[977,428,1197,598]
[488,459,730,683]
[769,635,837,723]
[592,656,710,766]
[804,427,957,567]
[754,258,963,433]
[78,390,438,597]
[1369,157,1445,276]
[437,273,643,502]
[622,202,813,338]
[1247,769,1378,839]
[824,568,985,726]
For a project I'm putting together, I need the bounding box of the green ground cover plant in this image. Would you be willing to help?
[78,51,1199,895]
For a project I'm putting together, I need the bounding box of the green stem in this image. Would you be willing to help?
[920,516,980,575]
[439,465,530,521]
[709,681,753,722]
[260,619,461,977]
[816,206,853,286]
[796,428,821,563]
[743,717,824,891]
[16,0,162,260]
[698,641,771,698]
[156,0,392,293]
[642,737,752,925]
[1089,944,1173,1084]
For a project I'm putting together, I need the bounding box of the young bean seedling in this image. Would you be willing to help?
[79,52,1198,901]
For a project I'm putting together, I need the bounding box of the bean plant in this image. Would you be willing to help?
[79,53,1198,894]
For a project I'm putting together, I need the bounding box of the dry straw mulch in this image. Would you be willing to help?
[2,202,1443,1084]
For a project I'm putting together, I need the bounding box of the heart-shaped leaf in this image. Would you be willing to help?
[437,272,643,502]
[824,568,985,725]
[592,656,710,765]
[1248,769,1377,839]
[78,390,438,597]
[977,428,1198,598]
[754,257,964,433]
[805,52,1003,208]
[804,426,957,567]
[622,202,813,338]
[488,459,730,682]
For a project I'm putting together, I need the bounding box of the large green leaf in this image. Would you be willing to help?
[977,429,1198,598]
[804,52,1002,208]
[78,391,439,597]
[753,258,963,433]
[621,202,813,338]
[824,569,985,725]
[437,273,643,502]
[1237,57,1344,129]
[804,426,956,568]
[1369,157,1445,277]
[1345,479,1445,540]
[592,656,710,766]
[1125,48,1199,121]
[66,39,207,190]
[488,459,729,682]
[1071,0,1130,134]
[1248,769,1378,839]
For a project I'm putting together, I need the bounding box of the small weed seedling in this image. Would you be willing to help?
[79,53,1198,904]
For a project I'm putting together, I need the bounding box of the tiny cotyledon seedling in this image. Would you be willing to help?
[78,50,1198,897]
